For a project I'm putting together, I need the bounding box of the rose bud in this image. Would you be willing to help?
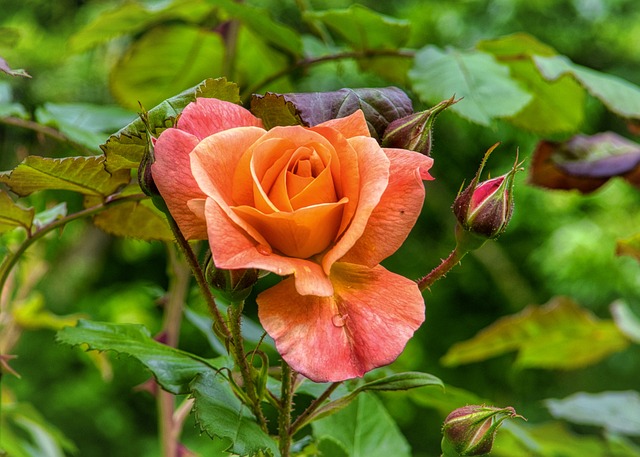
[441,405,523,456]
[205,258,259,302]
[453,144,522,245]
[381,96,457,156]
[138,144,170,215]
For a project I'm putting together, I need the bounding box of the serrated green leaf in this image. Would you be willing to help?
[304,5,410,51]
[312,392,411,457]
[190,370,279,457]
[477,34,585,134]
[110,24,225,111]
[0,156,130,197]
[57,319,219,395]
[611,301,640,343]
[249,93,304,129]
[69,0,214,53]
[34,103,136,151]
[252,87,413,138]
[84,183,173,241]
[101,77,240,172]
[410,46,532,126]
[441,296,630,369]
[545,391,640,436]
[535,54,640,120]
[0,190,34,234]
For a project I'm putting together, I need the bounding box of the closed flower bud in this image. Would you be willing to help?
[442,405,522,456]
[453,144,522,245]
[138,143,170,214]
[381,96,457,156]
[205,258,259,302]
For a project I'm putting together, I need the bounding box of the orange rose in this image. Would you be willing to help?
[152,98,433,382]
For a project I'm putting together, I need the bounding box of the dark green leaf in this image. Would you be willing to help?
[477,34,585,134]
[57,320,219,395]
[252,87,413,138]
[102,77,240,172]
[0,156,130,197]
[441,296,629,369]
[190,371,279,457]
[249,93,304,129]
[545,391,640,436]
[0,190,34,234]
[110,24,225,110]
[535,54,640,120]
[410,46,532,125]
[312,392,411,457]
[304,5,410,50]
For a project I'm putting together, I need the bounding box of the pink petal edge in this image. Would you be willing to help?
[177,98,263,140]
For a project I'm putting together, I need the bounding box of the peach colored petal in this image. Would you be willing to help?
[314,110,370,139]
[151,128,208,239]
[321,136,390,274]
[342,148,434,266]
[177,98,263,140]
[204,198,333,296]
[257,262,425,382]
[232,198,347,259]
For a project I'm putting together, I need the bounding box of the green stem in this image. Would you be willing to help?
[240,49,415,102]
[228,303,268,431]
[279,361,294,457]
[166,217,232,343]
[0,116,93,154]
[0,193,146,299]
[290,382,342,434]
[416,247,467,292]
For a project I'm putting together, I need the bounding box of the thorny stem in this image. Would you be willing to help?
[240,49,415,102]
[0,193,147,298]
[290,382,342,434]
[158,245,191,457]
[166,217,232,343]
[416,247,467,292]
[228,302,268,431]
[279,361,294,457]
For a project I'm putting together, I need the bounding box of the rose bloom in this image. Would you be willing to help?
[151,98,433,382]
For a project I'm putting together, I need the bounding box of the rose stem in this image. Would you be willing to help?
[166,216,232,342]
[278,361,294,457]
[416,246,467,292]
[290,382,342,434]
[228,302,268,431]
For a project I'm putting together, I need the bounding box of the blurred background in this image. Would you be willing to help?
[1,0,639,456]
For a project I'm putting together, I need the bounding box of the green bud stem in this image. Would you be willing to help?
[278,361,294,457]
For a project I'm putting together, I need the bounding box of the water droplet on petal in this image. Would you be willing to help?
[256,245,272,256]
[332,313,347,327]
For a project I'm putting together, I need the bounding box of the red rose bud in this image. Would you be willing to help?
[381,96,458,156]
[205,259,259,302]
[442,405,523,456]
[453,144,522,243]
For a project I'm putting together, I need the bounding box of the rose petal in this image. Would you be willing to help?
[232,198,347,259]
[342,148,434,266]
[151,128,208,239]
[321,136,390,274]
[314,110,371,138]
[177,98,263,140]
[257,262,425,382]
[204,198,333,296]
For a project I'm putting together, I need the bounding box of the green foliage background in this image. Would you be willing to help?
[1,0,640,456]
